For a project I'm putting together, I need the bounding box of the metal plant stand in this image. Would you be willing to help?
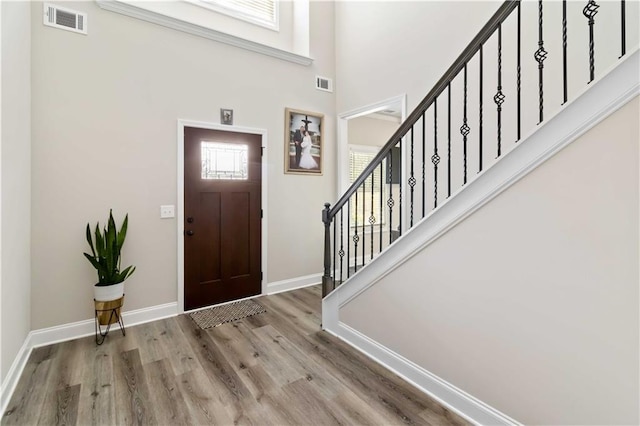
[94,296,126,345]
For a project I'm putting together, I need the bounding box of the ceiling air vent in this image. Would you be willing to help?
[43,3,87,35]
[315,76,333,93]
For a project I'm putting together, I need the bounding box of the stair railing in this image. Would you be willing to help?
[322,0,633,297]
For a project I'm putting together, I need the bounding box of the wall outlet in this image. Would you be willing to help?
[160,205,175,219]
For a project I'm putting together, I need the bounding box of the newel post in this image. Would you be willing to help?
[321,202,333,297]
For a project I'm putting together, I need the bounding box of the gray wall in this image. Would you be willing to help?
[1,1,31,381]
[341,96,640,425]
[30,0,336,329]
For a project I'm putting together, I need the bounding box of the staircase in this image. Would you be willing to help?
[321,1,639,424]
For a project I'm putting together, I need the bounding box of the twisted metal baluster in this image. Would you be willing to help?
[535,0,548,124]
[460,64,470,184]
[584,0,599,82]
[494,24,505,158]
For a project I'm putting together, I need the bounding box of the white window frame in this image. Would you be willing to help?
[186,0,279,31]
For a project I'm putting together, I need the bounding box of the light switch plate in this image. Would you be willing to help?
[160,205,175,219]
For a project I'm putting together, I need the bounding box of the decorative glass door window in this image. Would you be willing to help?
[201,141,248,180]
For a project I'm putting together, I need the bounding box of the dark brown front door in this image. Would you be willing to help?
[184,127,262,311]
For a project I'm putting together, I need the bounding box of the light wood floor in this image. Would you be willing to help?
[2,285,468,426]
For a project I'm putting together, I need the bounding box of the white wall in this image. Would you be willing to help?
[340,96,640,425]
[348,115,398,148]
[30,0,335,329]
[1,1,31,382]
[335,1,501,115]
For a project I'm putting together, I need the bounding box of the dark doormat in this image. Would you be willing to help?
[189,299,266,329]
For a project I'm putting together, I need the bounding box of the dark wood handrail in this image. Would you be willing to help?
[328,0,519,219]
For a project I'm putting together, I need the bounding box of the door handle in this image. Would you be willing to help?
[186,230,194,236]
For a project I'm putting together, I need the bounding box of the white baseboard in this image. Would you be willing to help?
[266,273,321,295]
[327,321,521,426]
[1,301,178,416]
[0,336,32,418]
[28,302,178,349]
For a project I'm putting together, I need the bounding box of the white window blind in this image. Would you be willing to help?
[349,148,386,226]
[196,0,278,30]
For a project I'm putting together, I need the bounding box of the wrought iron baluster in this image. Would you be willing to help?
[447,83,452,198]
[387,149,394,245]
[516,2,521,142]
[461,64,470,184]
[398,140,403,237]
[535,0,548,124]
[346,201,350,278]
[379,162,383,253]
[562,0,568,104]
[339,209,344,285]
[620,0,626,58]
[370,171,374,260]
[584,0,599,83]
[409,127,416,228]
[353,191,359,273]
[432,100,440,208]
[494,24,505,158]
[479,44,484,172]
[421,112,426,219]
[362,178,366,267]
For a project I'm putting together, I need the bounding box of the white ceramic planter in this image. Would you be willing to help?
[94,282,124,302]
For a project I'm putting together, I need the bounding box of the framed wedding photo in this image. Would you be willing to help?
[284,108,324,175]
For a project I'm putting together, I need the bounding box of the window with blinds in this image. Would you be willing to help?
[349,148,386,227]
[192,0,278,30]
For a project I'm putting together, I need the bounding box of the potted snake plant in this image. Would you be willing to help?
[84,209,135,304]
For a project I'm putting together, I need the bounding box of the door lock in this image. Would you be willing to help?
[186,230,194,236]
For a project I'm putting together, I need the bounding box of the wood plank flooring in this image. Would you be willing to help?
[2,286,468,426]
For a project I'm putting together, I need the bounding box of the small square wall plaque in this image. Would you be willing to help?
[221,108,233,125]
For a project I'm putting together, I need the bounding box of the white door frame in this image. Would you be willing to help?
[336,94,408,229]
[177,119,268,314]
